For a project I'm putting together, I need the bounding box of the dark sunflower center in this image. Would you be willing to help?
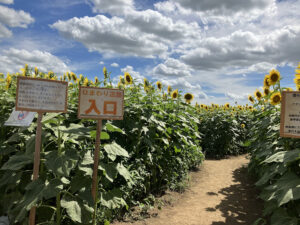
[270,74,278,82]
[158,84,162,89]
[273,95,280,103]
[173,93,177,98]
[264,89,269,95]
[257,92,262,97]
[126,76,131,82]
[185,94,192,100]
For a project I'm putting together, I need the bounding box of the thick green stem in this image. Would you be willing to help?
[56,193,61,225]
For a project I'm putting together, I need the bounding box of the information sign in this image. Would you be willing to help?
[280,91,300,138]
[78,86,124,120]
[16,76,68,112]
[4,109,36,127]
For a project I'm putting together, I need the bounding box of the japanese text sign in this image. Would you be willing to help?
[16,77,68,112]
[280,91,300,138]
[78,86,124,120]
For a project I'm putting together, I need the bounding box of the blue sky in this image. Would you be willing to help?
[0,0,300,105]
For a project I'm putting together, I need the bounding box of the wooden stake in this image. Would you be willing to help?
[92,119,102,201]
[29,112,43,225]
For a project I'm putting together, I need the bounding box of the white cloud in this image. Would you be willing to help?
[99,61,104,65]
[120,65,144,84]
[0,23,12,38]
[87,0,135,15]
[51,15,168,58]
[0,48,69,74]
[225,92,248,101]
[153,58,192,77]
[170,0,274,14]
[0,0,13,4]
[0,5,34,28]
[111,62,119,67]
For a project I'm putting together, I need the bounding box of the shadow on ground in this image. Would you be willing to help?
[207,166,264,225]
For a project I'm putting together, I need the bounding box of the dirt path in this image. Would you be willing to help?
[113,155,264,225]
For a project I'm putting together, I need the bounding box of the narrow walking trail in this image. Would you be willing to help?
[113,155,264,225]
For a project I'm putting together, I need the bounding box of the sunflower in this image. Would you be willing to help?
[270,92,281,105]
[167,85,172,94]
[124,72,133,85]
[95,76,99,84]
[83,78,89,86]
[6,73,12,89]
[263,75,270,87]
[144,78,151,92]
[171,89,178,99]
[103,67,108,79]
[224,103,230,109]
[268,69,280,85]
[184,93,193,103]
[263,87,270,96]
[248,95,255,103]
[162,93,167,100]
[248,105,253,110]
[79,74,84,82]
[34,67,38,76]
[200,104,204,108]
[254,90,262,100]
[241,124,245,129]
[67,72,71,81]
[294,78,300,86]
[71,72,77,81]
[285,87,293,91]
[156,81,162,91]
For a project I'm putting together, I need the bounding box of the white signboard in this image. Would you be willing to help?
[16,77,68,112]
[4,109,36,127]
[78,87,124,120]
[280,91,300,138]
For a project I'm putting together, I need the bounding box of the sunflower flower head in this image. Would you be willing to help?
[83,77,89,86]
[171,89,178,99]
[95,76,99,84]
[124,72,133,85]
[254,90,262,100]
[224,103,230,109]
[156,81,162,91]
[263,87,270,96]
[6,73,12,89]
[241,124,245,129]
[248,95,255,104]
[71,72,77,81]
[184,93,193,103]
[67,72,71,81]
[167,85,172,94]
[269,69,280,85]
[270,91,281,105]
[34,67,38,76]
[103,67,108,79]
[263,75,270,87]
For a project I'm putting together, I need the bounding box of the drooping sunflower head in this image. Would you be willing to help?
[268,69,280,85]
[34,67,38,76]
[254,90,262,100]
[263,75,270,87]
[171,89,178,99]
[263,87,270,96]
[71,72,77,81]
[124,72,133,85]
[167,85,172,94]
[103,67,108,79]
[95,76,99,84]
[224,103,230,109]
[248,95,255,103]
[270,91,281,105]
[6,73,12,89]
[83,77,89,86]
[156,81,162,91]
[184,93,193,103]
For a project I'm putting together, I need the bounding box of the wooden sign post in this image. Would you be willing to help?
[15,77,68,225]
[280,91,300,138]
[77,86,124,224]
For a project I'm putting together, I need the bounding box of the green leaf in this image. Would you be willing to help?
[90,130,110,140]
[263,150,300,164]
[106,123,125,134]
[99,162,118,182]
[1,154,33,170]
[81,150,94,165]
[61,197,82,223]
[116,163,133,187]
[104,142,129,161]
[100,188,127,209]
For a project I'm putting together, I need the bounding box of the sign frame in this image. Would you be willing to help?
[16,76,68,113]
[280,91,300,138]
[77,86,124,120]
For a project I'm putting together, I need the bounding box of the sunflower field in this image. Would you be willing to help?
[0,64,299,225]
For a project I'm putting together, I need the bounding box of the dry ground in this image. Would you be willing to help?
[113,155,264,225]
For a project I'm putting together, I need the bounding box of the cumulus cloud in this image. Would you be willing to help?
[225,92,248,100]
[0,5,34,28]
[153,58,192,77]
[111,62,119,67]
[99,61,104,65]
[87,0,135,15]
[0,48,69,74]
[170,0,274,14]
[51,15,168,58]
[120,65,144,83]
[0,0,13,4]
[0,23,12,38]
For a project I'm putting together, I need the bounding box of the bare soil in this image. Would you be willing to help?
[113,155,264,225]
